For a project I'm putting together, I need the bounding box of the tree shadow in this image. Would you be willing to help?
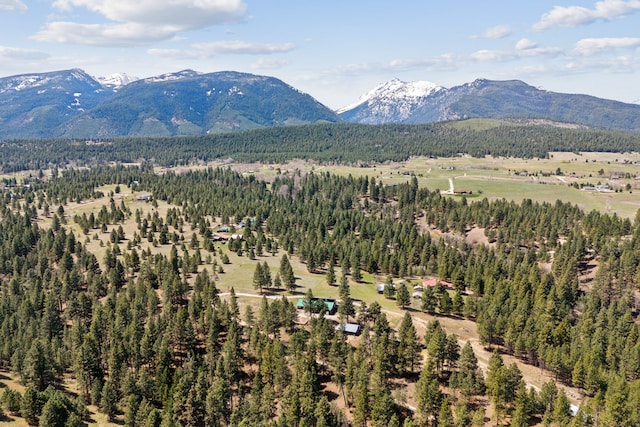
[0,413,15,423]
[322,389,340,402]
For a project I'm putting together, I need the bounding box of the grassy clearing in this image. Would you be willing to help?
[226,153,640,218]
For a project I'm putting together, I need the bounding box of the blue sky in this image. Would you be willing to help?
[1,0,639,109]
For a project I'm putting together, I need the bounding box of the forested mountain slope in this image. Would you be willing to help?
[339,78,640,133]
[0,69,340,139]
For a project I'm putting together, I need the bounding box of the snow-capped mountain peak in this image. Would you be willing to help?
[337,78,444,123]
[96,73,139,89]
[143,70,200,84]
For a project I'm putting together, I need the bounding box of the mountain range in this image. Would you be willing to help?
[0,69,340,139]
[0,68,639,139]
[337,78,640,132]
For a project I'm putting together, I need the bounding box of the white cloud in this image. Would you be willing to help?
[574,37,640,55]
[515,38,538,50]
[52,0,246,29]
[471,49,516,62]
[146,48,190,59]
[35,0,247,45]
[32,21,176,46]
[148,40,296,59]
[0,0,26,12]
[520,47,564,57]
[251,58,288,70]
[0,46,48,60]
[471,41,563,63]
[472,24,512,39]
[564,55,639,73]
[534,0,640,31]
[514,39,563,57]
[387,54,459,72]
[192,40,296,55]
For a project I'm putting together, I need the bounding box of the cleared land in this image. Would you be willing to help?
[219,152,640,218]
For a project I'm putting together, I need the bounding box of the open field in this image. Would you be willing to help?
[5,152,640,217]
[214,152,640,218]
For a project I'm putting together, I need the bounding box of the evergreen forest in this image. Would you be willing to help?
[3,122,640,173]
[0,134,640,426]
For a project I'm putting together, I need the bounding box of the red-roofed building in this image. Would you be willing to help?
[422,278,454,289]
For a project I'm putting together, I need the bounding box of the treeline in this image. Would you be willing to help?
[3,122,640,172]
[1,165,640,425]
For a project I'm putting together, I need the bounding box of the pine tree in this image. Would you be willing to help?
[552,389,571,426]
[439,291,452,315]
[38,392,69,427]
[396,282,411,309]
[21,386,39,425]
[261,261,272,291]
[370,387,395,427]
[416,361,443,425]
[456,342,484,399]
[314,396,333,427]
[100,381,118,422]
[22,339,55,391]
[451,291,464,315]
[338,273,355,322]
[273,273,282,289]
[397,312,420,374]
[511,383,534,427]
[253,262,264,293]
[486,350,505,425]
[280,254,295,292]
[421,286,438,314]
[326,261,336,286]
[437,397,454,427]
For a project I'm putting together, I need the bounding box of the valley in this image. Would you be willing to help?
[3,1,640,426]
[2,152,640,426]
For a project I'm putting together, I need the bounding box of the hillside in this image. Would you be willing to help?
[2,69,640,138]
[0,69,340,139]
[62,70,340,137]
[339,78,640,133]
[0,69,110,138]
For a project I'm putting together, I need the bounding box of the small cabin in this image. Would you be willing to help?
[296,297,337,315]
[335,323,361,335]
[422,278,454,289]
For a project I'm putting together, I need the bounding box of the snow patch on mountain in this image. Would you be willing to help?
[228,86,244,96]
[0,75,53,93]
[337,78,444,123]
[0,69,101,95]
[143,70,200,84]
[96,73,139,89]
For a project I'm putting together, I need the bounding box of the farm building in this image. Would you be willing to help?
[296,297,337,315]
[422,278,454,289]
[376,283,396,294]
[335,323,361,335]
